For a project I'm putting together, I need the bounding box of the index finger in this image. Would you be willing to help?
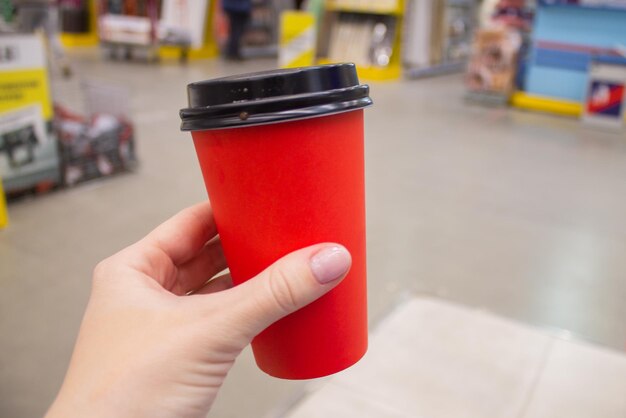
[141,201,218,265]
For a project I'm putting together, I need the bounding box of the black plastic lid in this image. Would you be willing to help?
[180,63,372,131]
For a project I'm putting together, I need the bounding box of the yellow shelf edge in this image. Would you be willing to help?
[356,64,402,81]
[158,45,219,60]
[511,91,582,117]
[59,33,99,48]
[0,179,8,229]
[60,0,98,48]
[318,58,401,81]
[326,5,403,15]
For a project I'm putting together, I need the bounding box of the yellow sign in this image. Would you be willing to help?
[279,11,316,68]
[0,35,53,120]
[0,178,8,228]
[0,69,52,120]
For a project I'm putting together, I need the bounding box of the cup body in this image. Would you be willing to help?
[191,109,367,379]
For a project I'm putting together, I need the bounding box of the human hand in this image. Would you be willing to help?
[46,202,351,418]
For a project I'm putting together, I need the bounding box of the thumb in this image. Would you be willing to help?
[223,243,351,341]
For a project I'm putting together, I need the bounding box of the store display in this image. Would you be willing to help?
[99,0,215,61]
[524,3,626,104]
[0,105,59,193]
[180,64,371,379]
[60,0,90,34]
[464,0,531,104]
[98,0,160,60]
[465,28,522,99]
[328,14,396,68]
[99,13,154,45]
[159,0,209,49]
[240,0,280,58]
[491,0,533,31]
[583,57,626,129]
[0,34,61,194]
[0,106,47,170]
[279,10,316,68]
[58,0,99,48]
[328,15,396,66]
[404,0,476,78]
[320,0,403,80]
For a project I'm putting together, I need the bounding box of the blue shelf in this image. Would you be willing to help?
[524,4,626,102]
[539,0,626,11]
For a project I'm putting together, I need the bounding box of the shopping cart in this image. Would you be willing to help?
[55,79,136,185]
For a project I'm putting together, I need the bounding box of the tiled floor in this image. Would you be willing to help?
[284,297,626,418]
[1,50,626,417]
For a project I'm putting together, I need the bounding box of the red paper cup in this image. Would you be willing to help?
[180,64,372,379]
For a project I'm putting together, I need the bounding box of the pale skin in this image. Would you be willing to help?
[46,201,351,418]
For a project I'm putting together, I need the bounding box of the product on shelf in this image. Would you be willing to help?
[60,0,90,34]
[465,28,522,96]
[99,13,154,45]
[240,0,280,58]
[491,0,533,31]
[279,10,316,68]
[327,13,396,68]
[327,0,400,13]
[583,57,626,129]
[98,0,212,61]
[0,105,60,194]
[318,0,403,80]
[98,0,160,58]
[159,0,209,49]
[403,0,476,78]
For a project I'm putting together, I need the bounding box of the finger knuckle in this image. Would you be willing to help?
[92,259,111,286]
[93,259,109,277]
[267,265,298,315]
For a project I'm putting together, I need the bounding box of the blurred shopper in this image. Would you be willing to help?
[222,0,251,60]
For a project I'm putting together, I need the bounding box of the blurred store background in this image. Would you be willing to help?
[1,1,625,417]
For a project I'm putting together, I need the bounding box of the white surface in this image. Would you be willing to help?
[0,34,46,70]
[287,383,412,418]
[284,297,626,418]
[523,339,626,418]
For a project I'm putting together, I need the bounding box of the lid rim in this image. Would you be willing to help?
[181,97,372,131]
[180,85,367,114]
